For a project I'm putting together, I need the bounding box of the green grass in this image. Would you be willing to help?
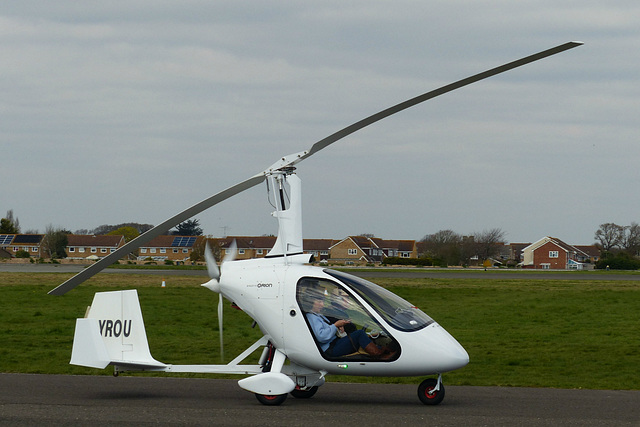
[1,272,638,390]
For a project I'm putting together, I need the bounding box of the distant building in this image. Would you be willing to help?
[329,236,417,265]
[521,237,592,270]
[66,235,126,260]
[138,235,204,263]
[0,234,44,257]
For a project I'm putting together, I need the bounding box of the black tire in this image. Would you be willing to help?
[417,378,445,405]
[255,393,288,406]
[290,386,319,399]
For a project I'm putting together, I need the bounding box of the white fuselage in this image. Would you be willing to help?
[217,255,469,377]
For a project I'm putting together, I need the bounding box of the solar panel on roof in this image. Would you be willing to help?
[171,236,196,247]
[12,235,43,244]
[0,235,14,245]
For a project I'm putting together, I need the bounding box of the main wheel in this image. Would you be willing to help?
[417,378,445,405]
[290,386,319,399]
[255,393,288,406]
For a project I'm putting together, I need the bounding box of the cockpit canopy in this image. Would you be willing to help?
[324,269,434,332]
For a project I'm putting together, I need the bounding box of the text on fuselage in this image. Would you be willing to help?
[99,319,132,337]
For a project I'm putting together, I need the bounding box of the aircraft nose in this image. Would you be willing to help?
[426,324,469,372]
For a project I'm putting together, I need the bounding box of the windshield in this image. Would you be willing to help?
[325,269,434,332]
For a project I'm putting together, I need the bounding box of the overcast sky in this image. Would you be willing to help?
[2,1,638,245]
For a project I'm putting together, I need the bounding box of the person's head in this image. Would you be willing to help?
[299,282,326,312]
[310,297,324,313]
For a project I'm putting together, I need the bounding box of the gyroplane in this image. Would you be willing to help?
[50,41,582,405]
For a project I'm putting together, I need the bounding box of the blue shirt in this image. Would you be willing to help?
[306,312,337,351]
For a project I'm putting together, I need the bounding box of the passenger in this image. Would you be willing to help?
[305,292,394,359]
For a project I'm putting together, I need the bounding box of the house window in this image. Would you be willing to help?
[79,248,85,253]
[549,251,559,258]
[257,249,263,255]
[141,248,147,254]
[401,252,410,258]
[239,249,245,255]
[101,248,107,253]
[91,248,97,253]
[348,249,357,255]
[173,248,178,253]
[160,248,166,253]
[32,247,38,253]
[182,249,188,253]
[69,247,75,253]
[150,248,156,254]
[541,263,550,269]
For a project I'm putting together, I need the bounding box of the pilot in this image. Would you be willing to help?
[304,290,394,360]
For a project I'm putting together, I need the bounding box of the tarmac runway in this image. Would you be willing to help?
[1,373,638,426]
[3,262,640,281]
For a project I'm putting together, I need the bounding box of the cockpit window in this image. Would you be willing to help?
[297,277,400,361]
[324,269,434,332]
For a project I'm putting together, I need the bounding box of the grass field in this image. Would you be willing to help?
[1,271,638,390]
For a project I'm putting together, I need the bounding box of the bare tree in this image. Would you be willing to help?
[473,228,507,263]
[42,225,69,259]
[594,223,625,252]
[621,222,640,256]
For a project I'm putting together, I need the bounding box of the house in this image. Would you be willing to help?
[216,236,336,262]
[329,236,418,265]
[0,234,44,257]
[574,245,601,263]
[138,235,204,263]
[216,236,277,260]
[521,237,591,270]
[303,239,336,262]
[66,235,126,260]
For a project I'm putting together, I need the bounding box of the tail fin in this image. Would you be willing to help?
[70,289,165,370]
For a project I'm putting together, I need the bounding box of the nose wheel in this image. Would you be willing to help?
[417,375,445,405]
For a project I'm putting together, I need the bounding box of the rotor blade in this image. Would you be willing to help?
[292,41,583,166]
[48,174,265,295]
[204,242,220,281]
[218,293,224,362]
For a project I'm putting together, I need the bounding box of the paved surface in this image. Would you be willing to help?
[3,263,640,281]
[1,374,638,426]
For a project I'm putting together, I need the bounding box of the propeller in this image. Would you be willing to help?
[202,240,237,361]
[48,41,582,296]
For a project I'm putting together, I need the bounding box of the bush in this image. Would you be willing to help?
[15,250,30,258]
[382,257,433,267]
[595,252,640,270]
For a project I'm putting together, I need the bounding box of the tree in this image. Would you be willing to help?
[473,228,507,263]
[107,226,140,242]
[42,225,70,259]
[594,223,625,251]
[0,210,20,233]
[621,222,640,256]
[420,230,461,266]
[92,223,154,235]
[173,219,203,236]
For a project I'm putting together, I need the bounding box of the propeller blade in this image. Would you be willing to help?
[223,239,237,264]
[49,41,581,296]
[48,174,264,295]
[218,293,224,362]
[204,242,220,281]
